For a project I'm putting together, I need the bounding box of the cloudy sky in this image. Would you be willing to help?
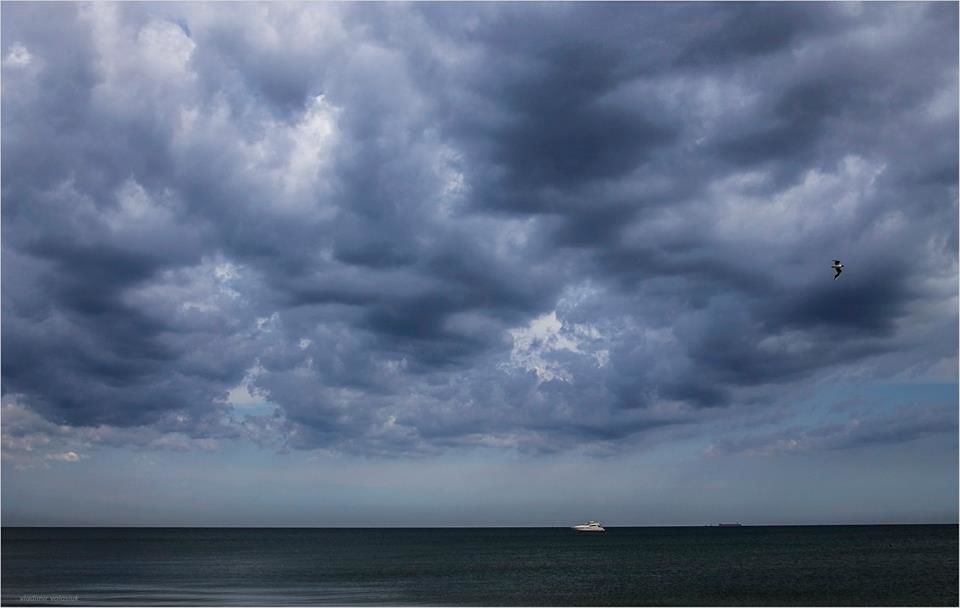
[2,2,957,527]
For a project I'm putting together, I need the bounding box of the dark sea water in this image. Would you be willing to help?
[2,525,957,606]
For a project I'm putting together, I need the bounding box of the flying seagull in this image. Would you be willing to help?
[832,259,844,280]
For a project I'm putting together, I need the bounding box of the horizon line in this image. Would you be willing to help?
[3,522,957,529]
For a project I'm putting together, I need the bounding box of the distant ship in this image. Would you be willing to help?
[717,522,743,527]
[572,520,605,532]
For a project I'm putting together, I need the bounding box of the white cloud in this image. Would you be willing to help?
[46,451,81,463]
[83,6,198,113]
[256,313,280,332]
[922,80,959,124]
[280,95,339,200]
[505,311,608,383]
[224,362,271,408]
[108,179,175,232]
[124,254,248,321]
[3,43,32,67]
[711,155,887,245]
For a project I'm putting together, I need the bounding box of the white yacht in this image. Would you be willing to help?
[572,520,605,532]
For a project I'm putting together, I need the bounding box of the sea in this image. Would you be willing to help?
[2,525,957,606]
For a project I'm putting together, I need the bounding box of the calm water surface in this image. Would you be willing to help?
[2,525,957,606]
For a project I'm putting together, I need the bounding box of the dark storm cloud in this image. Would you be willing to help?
[431,2,955,406]
[707,403,958,458]
[2,2,956,456]
[776,261,916,333]
[482,45,679,193]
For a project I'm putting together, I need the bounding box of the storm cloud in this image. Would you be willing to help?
[2,2,956,465]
